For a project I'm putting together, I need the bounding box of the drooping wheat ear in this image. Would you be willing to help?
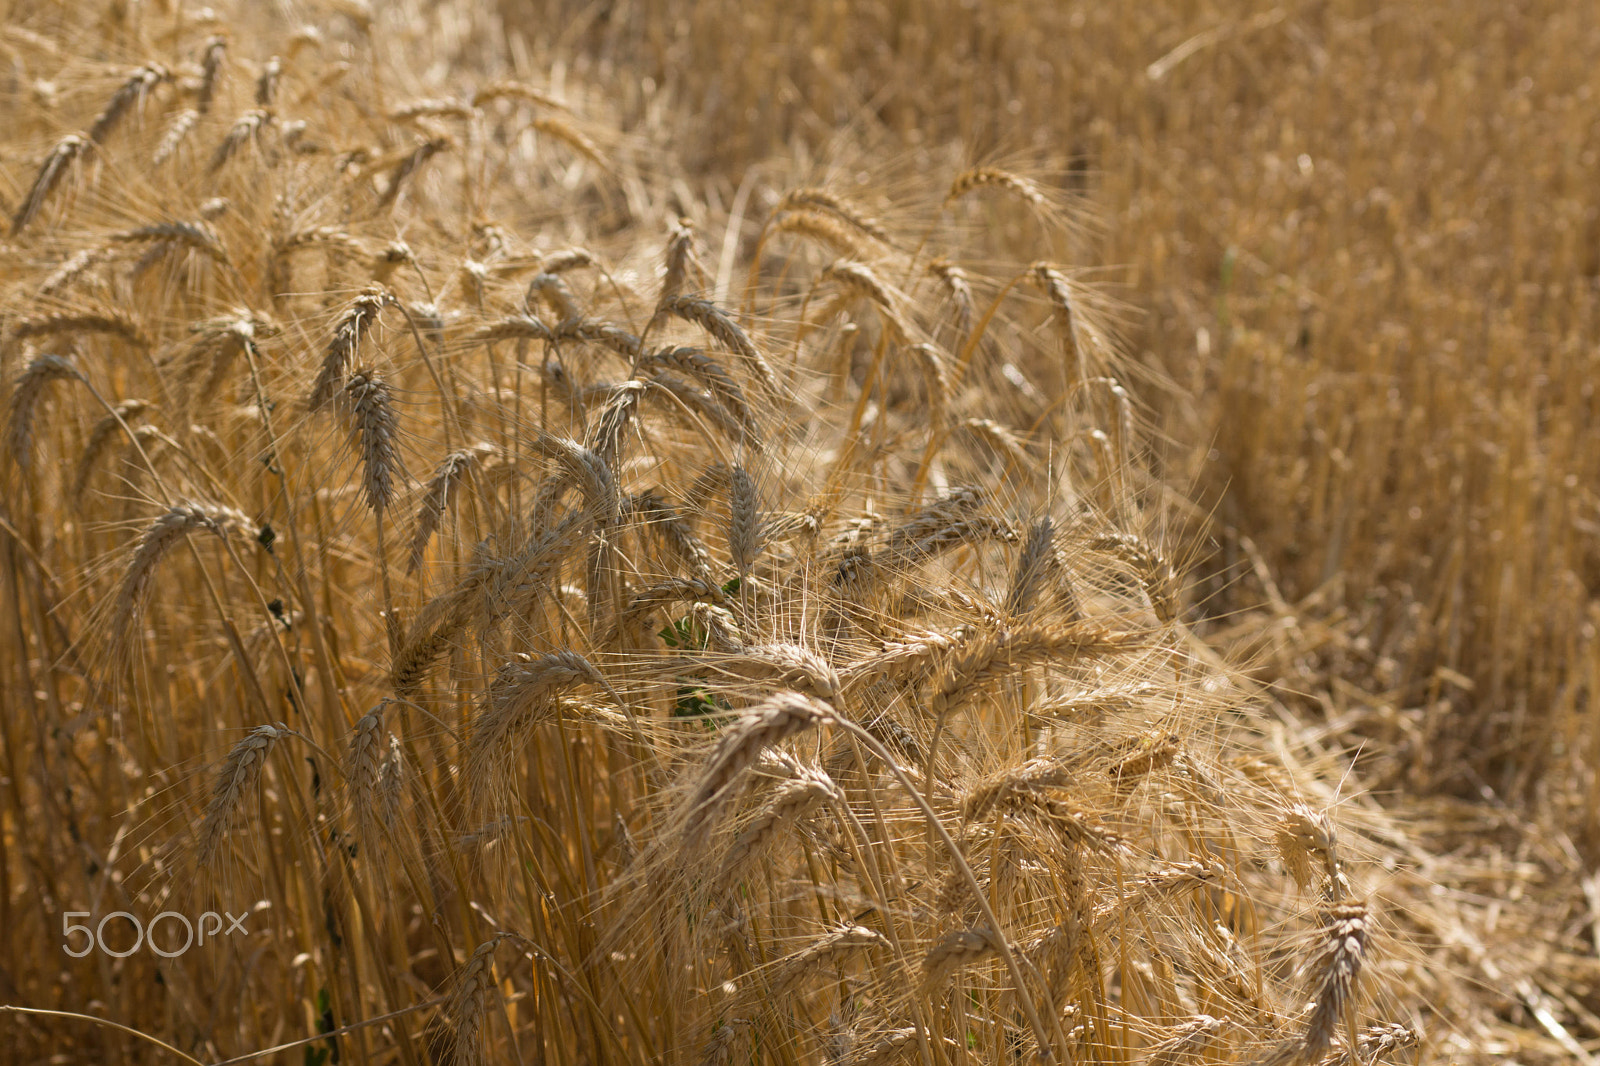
[346,702,387,849]
[309,287,389,410]
[768,924,889,998]
[38,247,105,296]
[1088,531,1178,625]
[13,308,151,349]
[818,260,911,343]
[1302,900,1371,1061]
[472,79,571,111]
[646,346,757,435]
[389,98,475,123]
[11,133,86,236]
[926,257,974,337]
[182,315,260,420]
[658,216,705,307]
[339,368,398,515]
[377,136,450,211]
[152,108,201,166]
[586,380,646,472]
[726,465,764,579]
[531,115,606,168]
[196,36,227,113]
[933,622,1146,720]
[847,1027,940,1066]
[6,354,81,471]
[525,270,582,320]
[838,628,957,692]
[1145,1015,1227,1066]
[692,644,840,699]
[111,220,230,264]
[72,398,151,504]
[470,313,554,345]
[685,691,835,841]
[1277,803,1346,897]
[698,1019,752,1066]
[768,210,874,258]
[961,416,1034,473]
[719,765,840,883]
[539,247,595,274]
[114,501,257,637]
[776,187,890,242]
[89,64,169,144]
[255,56,281,106]
[392,576,480,694]
[648,373,752,446]
[465,651,603,812]
[409,441,497,573]
[628,490,718,582]
[686,603,745,652]
[377,732,406,829]
[447,936,507,1066]
[922,927,999,989]
[654,295,780,399]
[210,108,271,172]
[1109,730,1182,786]
[1347,1023,1417,1063]
[944,166,1049,209]
[195,722,292,869]
[553,316,644,358]
[531,434,619,523]
[370,241,414,283]
[1098,860,1226,920]
[1006,516,1062,617]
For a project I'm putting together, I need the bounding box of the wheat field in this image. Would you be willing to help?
[1,2,1595,1064]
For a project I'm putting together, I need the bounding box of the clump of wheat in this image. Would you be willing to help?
[0,6,1459,1066]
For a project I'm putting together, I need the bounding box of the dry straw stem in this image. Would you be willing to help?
[196,722,292,868]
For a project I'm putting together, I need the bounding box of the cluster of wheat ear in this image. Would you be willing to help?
[0,4,1436,1065]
